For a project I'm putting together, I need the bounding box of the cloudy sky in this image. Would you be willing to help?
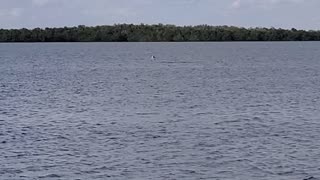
[0,0,319,30]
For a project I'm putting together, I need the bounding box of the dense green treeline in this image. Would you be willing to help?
[1,24,320,42]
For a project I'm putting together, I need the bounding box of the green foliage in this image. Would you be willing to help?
[0,24,319,42]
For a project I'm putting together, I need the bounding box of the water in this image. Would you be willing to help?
[0,42,320,180]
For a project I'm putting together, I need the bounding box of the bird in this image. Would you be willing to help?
[151,55,156,61]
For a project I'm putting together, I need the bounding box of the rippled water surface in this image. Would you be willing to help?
[1,42,320,180]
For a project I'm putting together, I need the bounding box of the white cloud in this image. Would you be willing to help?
[32,0,51,7]
[82,7,136,18]
[231,0,241,9]
[0,8,23,17]
[231,0,306,9]
[10,8,23,17]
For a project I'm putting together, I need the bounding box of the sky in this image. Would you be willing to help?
[0,0,319,30]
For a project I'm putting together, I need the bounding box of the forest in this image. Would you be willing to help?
[1,24,320,42]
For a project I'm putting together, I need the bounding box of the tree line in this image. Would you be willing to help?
[0,24,320,42]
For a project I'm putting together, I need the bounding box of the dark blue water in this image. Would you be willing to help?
[1,42,320,180]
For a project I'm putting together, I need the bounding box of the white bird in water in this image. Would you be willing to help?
[151,55,156,61]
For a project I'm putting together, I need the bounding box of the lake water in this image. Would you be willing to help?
[0,42,320,180]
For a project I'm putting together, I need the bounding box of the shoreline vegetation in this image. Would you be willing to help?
[1,24,320,42]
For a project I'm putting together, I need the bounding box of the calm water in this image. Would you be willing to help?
[1,42,320,180]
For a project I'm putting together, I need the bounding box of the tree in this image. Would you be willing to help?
[0,24,319,42]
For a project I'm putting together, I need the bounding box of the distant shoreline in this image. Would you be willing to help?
[1,41,320,44]
[1,24,320,42]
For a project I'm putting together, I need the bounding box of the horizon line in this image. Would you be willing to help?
[1,23,319,32]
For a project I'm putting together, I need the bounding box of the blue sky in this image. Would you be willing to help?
[0,0,319,30]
